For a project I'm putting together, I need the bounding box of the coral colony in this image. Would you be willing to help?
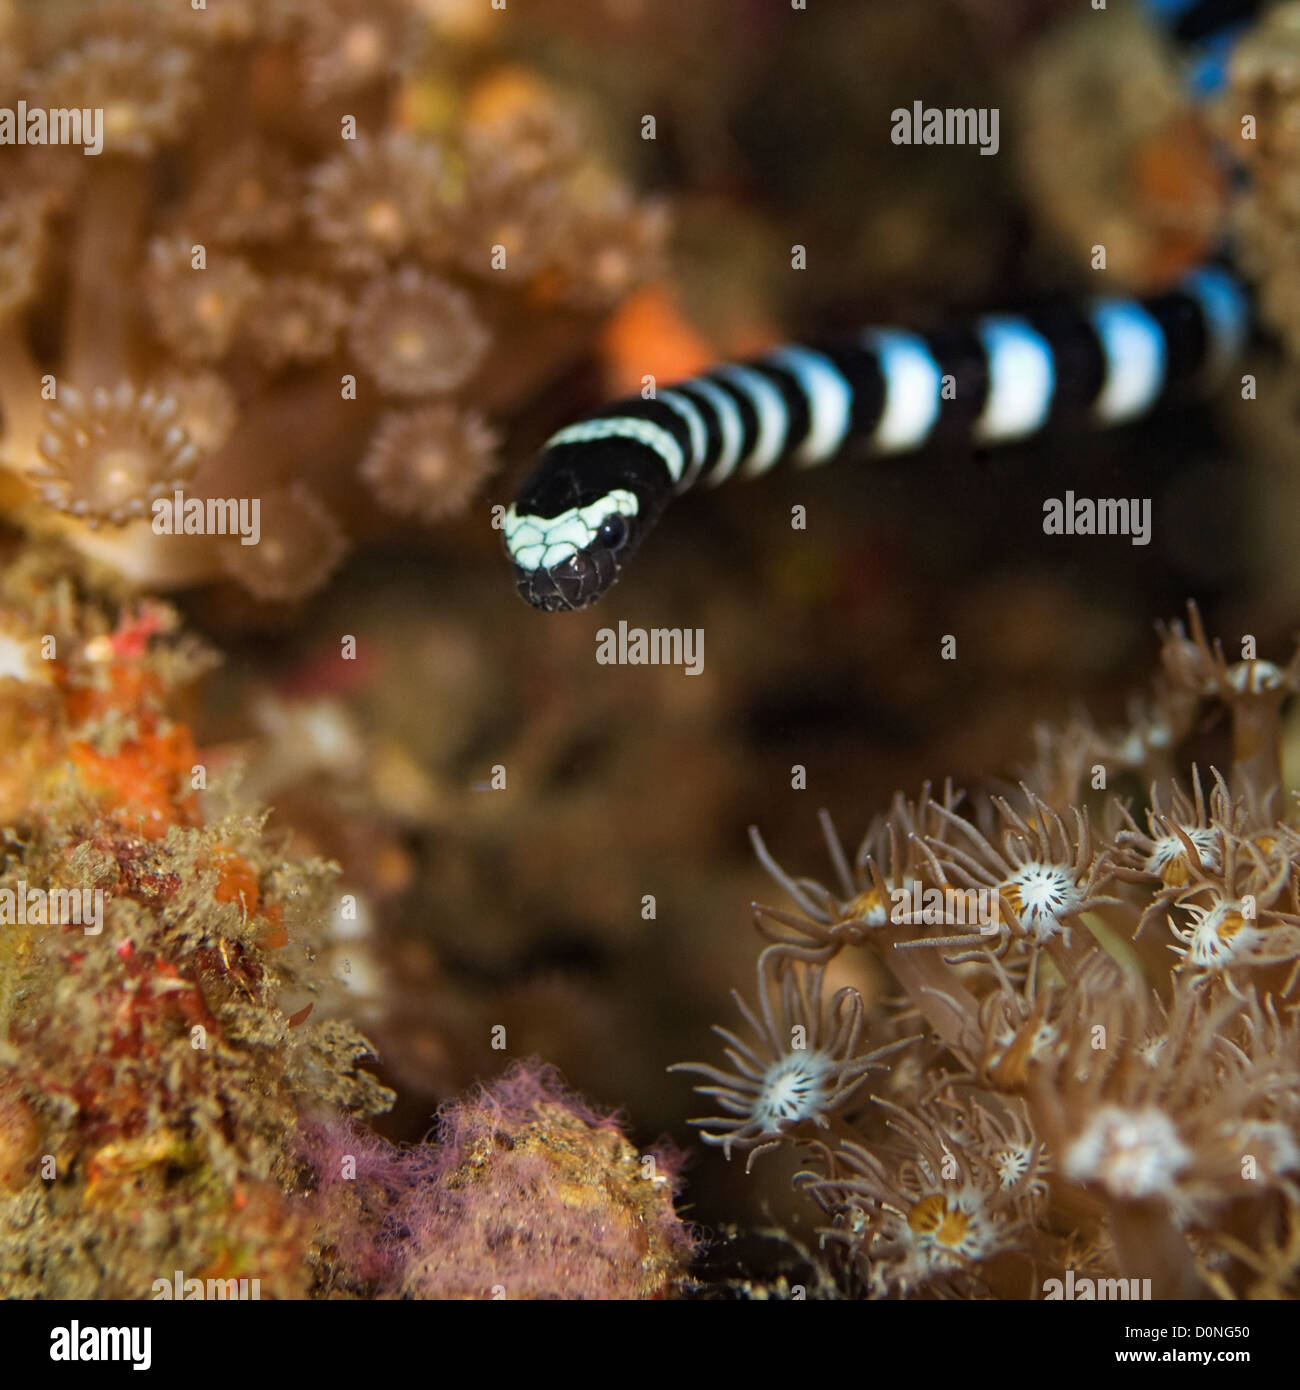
[0,0,1296,1314]
[677,606,1300,1299]
[0,550,692,1297]
[0,0,663,600]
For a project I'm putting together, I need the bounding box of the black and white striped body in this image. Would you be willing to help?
[504,266,1248,611]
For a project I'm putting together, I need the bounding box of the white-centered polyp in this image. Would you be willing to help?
[1064,1105,1191,1199]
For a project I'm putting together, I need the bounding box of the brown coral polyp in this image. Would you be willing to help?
[154,369,240,457]
[291,0,423,100]
[360,403,498,523]
[145,236,261,363]
[306,133,455,274]
[35,37,197,159]
[218,482,348,602]
[32,381,202,527]
[244,275,349,370]
[349,267,489,397]
[184,141,301,246]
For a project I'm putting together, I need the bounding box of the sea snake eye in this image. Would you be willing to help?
[597,513,629,552]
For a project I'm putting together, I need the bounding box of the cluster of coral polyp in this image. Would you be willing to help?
[678,606,1300,1299]
[0,548,692,1297]
[0,0,663,600]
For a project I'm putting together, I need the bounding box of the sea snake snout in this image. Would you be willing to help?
[506,481,654,610]
[513,547,615,611]
[505,437,669,609]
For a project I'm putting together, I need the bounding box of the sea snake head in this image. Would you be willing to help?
[503,430,673,611]
[504,486,647,611]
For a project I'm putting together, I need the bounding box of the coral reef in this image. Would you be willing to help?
[677,606,1300,1299]
[0,541,693,1298]
[0,541,390,1295]
[0,0,1290,1308]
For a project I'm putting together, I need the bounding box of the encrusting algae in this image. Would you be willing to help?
[676,605,1300,1299]
[0,541,385,1295]
[306,1062,694,1300]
